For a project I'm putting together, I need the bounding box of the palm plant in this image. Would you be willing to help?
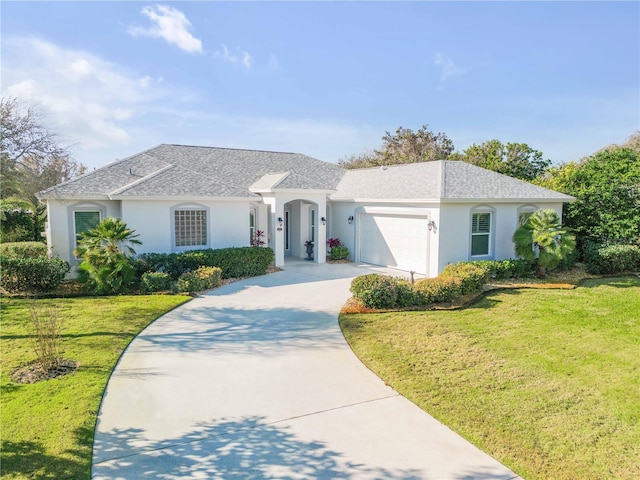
[513,209,576,276]
[74,217,142,294]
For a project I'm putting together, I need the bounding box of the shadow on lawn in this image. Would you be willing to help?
[93,415,508,480]
[1,425,93,479]
[579,276,640,289]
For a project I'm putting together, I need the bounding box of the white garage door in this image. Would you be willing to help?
[358,214,429,274]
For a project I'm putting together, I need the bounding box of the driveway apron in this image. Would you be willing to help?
[92,261,521,479]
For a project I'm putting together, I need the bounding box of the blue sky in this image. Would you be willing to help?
[2,1,638,170]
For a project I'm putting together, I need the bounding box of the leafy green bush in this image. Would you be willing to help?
[441,262,490,294]
[75,218,142,295]
[141,271,173,292]
[0,241,48,259]
[176,266,222,293]
[350,274,399,309]
[460,259,534,279]
[0,256,70,292]
[330,245,350,260]
[585,243,640,274]
[414,276,463,304]
[136,247,274,281]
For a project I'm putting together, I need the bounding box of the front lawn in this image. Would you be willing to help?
[0,295,190,479]
[340,276,640,480]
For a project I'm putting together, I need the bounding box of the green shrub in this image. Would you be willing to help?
[350,274,399,309]
[462,259,534,279]
[0,241,48,259]
[0,256,70,292]
[585,243,640,274]
[395,279,427,307]
[188,247,274,278]
[441,262,490,295]
[136,247,274,281]
[415,276,463,304]
[176,266,223,293]
[141,271,173,292]
[330,245,350,261]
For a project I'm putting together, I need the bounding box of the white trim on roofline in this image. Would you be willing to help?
[107,195,255,202]
[329,197,442,204]
[441,196,575,204]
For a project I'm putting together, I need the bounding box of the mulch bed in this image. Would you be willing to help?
[10,359,78,384]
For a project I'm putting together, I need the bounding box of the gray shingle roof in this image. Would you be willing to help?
[38,146,573,203]
[331,161,574,201]
[38,144,345,199]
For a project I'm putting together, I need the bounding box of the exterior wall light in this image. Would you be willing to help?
[428,220,437,231]
[321,216,326,225]
[278,217,283,227]
[348,216,354,224]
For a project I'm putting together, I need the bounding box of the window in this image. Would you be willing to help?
[174,209,207,247]
[310,208,316,242]
[249,208,256,243]
[74,211,101,242]
[471,212,491,256]
[518,206,538,226]
[284,211,290,251]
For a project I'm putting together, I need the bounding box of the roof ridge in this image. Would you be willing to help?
[36,146,164,199]
[108,164,175,196]
[162,143,299,156]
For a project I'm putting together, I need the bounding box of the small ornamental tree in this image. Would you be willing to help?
[513,209,575,276]
[74,217,142,294]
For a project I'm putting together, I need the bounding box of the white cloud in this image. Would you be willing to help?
[434,52,465,83]
[214,44,252,70]
[129,4,203,53]
[2,37,167,151]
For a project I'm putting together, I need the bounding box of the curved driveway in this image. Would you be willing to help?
[92,260,520,479]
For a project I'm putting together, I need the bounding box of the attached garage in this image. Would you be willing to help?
[357,209,431,274]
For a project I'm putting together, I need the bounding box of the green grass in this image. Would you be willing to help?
[339,276,640,480]
[1,295,190,479]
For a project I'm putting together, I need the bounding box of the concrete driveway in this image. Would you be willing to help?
[92,260,521,479]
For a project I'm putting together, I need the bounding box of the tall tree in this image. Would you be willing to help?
[453,140,551,182]
[1,96,85,241]
[338,125,454,169]
[537,144,640,249]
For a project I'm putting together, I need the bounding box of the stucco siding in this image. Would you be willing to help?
[121,200,252,255]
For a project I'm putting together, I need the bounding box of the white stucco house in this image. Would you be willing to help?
[38,144,574,277]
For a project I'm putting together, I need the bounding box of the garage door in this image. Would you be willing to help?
[358,214,429,274]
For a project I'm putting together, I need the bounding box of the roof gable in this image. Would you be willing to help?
[39,144,345,199]
[331,161,574,202]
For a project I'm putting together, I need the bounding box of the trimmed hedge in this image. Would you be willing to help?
[350,274,400,309]
[414,276,463,304]
[136,247,274,280]
[0,256,70,292]
[141,271,173,293]
[440,262,490,295]
[585,243,640,274]
[350,258,538,310]
[176,266,222,293]
[460,259,534,279]
[0,241,48,259]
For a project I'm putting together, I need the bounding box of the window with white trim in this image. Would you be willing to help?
[174,209,207,247]
[471,211,492,256]
[74,211,101,243]
[518,206,538,226]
